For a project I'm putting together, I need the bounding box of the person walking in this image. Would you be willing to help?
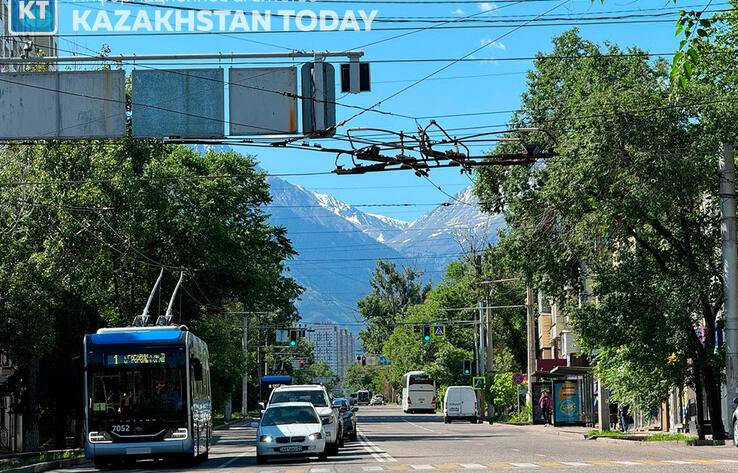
[617,403,630,432]
[539,389,553,426]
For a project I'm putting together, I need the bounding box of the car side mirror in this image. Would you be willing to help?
[352,407,359,412]
[322,417,330,425]
[258,402,265,410]
[733,397,738,405]
[250,421,259,428]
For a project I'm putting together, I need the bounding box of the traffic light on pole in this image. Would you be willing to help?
[422,325,431,342]
[289,329,297,346]
[462,359,472,375]
[299,359,305,367]
[361,356,366,366]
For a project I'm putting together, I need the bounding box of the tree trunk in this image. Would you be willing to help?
[703,367,725,440]
[22,358,40,452]
[694,364,706,440]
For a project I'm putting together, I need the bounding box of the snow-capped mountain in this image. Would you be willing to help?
[264,178,503,327]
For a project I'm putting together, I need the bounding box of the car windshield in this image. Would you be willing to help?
[261,406,319,426]
[271,390,328,407]
[333,399,348,408]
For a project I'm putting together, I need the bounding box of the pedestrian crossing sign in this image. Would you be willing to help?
[473,376,485,390]
[432,325,445,338]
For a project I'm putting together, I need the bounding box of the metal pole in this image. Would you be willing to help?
[475,302,482,377]
[517,383,520,418]
[479,303,486,418]
[720,142,738,435]
[526,286,536,407]
[0,50,364,64]
[242,316,248,416]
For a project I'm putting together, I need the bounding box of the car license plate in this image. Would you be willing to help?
[126,448,151,455]
[280,446,302,453]
[325,431,331,438]
[450,407,459,412]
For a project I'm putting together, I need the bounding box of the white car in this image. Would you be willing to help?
[443,386,478,423]
[370,395,384,406]
[268,385,343,455]
[256,402,327,464]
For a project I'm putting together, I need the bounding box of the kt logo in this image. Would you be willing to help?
[8,0,57,35]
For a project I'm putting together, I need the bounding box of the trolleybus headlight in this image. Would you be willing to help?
[88,431,112,443]
[164,428,189,440]
[308,433,323,441]
[259,435,274,443]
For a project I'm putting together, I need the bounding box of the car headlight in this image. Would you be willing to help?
[164,428,188,441]
[259,435,274,443]
[88,431,112,443]
[308,432,323,441]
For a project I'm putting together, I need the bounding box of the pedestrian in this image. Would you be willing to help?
[539,389,553,426]
[617,403,629,432]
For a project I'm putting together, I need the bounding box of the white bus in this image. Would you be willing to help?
[402,371,436,413]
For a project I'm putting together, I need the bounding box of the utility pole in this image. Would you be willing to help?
[720,142,738,434]
[479,303,486,417]
[242,316,248,416]
[485,288,494,418]
[526,286,536,408]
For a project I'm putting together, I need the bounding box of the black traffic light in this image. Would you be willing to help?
[422,325,431,342]
[356,355,362,363]
[462,359,472,375]
[289,329,298,346]
[299,359,305,367]
[361,356,367,366]
[413,325,420,333]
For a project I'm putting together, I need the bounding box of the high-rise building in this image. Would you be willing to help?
[307,325,355,378]
[1,0,58,72]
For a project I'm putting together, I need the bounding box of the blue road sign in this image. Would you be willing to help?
[472,376,485,390]
[433,325,445,338]
[512,372,524,385]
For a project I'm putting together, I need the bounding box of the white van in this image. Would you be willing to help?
[443,386,478,423]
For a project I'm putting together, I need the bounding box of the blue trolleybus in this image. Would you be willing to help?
[83,326,211,468]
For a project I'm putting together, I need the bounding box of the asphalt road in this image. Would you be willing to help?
[53,405,738,473]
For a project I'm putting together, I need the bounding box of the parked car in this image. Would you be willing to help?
[443,386,478,423]
[370,395,384,406]
[255,402,327,464]
[266,384,343,454]
[333,398,358,441]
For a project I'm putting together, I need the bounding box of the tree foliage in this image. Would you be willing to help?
[0,140,301,448]
[474,29,729,437]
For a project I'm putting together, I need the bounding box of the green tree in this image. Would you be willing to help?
[344,362,374,392]
[0,141,301,448]
[474,30,727,439]
[358,260,430,354]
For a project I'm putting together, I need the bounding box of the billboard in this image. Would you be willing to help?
[0,70,125,139]
[554,380,582,424]
[229,67,298,136]
[132,68,225,138]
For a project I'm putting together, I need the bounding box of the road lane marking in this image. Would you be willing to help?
[687,460,721,464]
[588,461,616,466]
[219,450,253,468]
[509,463,540,468]
[386,466,410,471]
[411,465,436,470]
[614,461,641,465]
[402,419,437,433]
[561,462,591,467]
[286,469,306,473]
[434,464,459,469]
[536,462,564,467]
[486,463,512,468]
[358,430,396,463]
[460,464,487,469]
[363,467,384,471]
[664,461,691,464]
[311,468,332,473]
[718,460,738,463]
[638,461,667,465]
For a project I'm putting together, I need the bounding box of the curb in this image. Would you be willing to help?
[3,457,88,473]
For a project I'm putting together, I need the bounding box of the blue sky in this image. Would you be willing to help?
[53,0,718,221]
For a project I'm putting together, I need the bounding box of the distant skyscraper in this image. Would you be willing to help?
[307,324,355,378]
[1,1,57,72]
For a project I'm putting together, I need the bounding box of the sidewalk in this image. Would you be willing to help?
[504,423,591,440]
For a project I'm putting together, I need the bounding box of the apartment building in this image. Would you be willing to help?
[307,325,355,378]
